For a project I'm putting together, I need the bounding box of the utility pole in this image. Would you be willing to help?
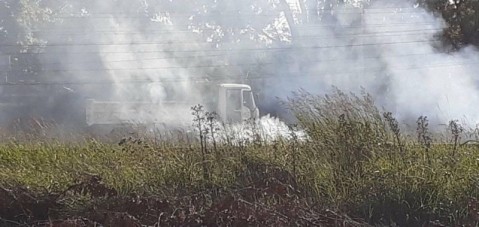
[6,55,11,84]
[361,6,365,79]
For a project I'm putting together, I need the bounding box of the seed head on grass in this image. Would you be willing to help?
[449,120,463,157]
[191,104,209,181]
[383,112,404,154]
[416,116,433,165]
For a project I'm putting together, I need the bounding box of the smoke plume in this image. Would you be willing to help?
[266,0,479,126]
[1,0,479,132]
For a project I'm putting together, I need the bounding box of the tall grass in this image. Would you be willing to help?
[1,88,479,226]
[287,87,479,226]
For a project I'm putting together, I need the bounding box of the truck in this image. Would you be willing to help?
[85,83,260,128]
[0,81,261,136]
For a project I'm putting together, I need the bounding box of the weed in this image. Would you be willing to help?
[383,111,404,155]
[449,120,464,157]
[417,115,432,164]
[191,104,209,182]
[1,88,479,226]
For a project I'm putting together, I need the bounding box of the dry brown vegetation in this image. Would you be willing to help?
[2,88,479,226]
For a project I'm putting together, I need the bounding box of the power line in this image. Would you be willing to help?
[0,61,475,87]
[1,39,442,55]
[29,22,439,34]
[0,7,436,22]
[26,27,440,38]
[0,10,428,20]
[4,51,454,71]
[54,7,425,15]
[0,29,441,47]
[1,44,474,73]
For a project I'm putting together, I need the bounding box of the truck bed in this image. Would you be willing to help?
[86,100,196,126]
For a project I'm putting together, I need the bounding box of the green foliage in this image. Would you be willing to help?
[0,0,63,51]
[2,89,479,226]
[287,88,479,226]
[419,0,479,50]
[288,87,389,178]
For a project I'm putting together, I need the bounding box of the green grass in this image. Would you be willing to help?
[2,88,479,226]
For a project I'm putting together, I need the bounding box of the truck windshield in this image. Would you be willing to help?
[242,90,255,110]
[227,89,242,110]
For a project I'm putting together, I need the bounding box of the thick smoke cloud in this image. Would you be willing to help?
[1,0,479,131]
[34,0,205,126]
[265,0,479,126]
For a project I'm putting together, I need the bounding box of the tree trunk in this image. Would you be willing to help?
[278,0,299,43]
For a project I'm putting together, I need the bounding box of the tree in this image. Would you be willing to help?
[0,0,63,51]
[418,0,479,51]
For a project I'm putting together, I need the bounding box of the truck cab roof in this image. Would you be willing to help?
[219,83,252,90]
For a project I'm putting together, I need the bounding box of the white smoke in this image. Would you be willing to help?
[264,0,479,126]
[204,114,307,144]
[3,0,479,134]
[365,1,479,124]
[35,1,206,127]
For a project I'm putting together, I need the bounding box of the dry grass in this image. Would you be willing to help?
[1,88,479,226]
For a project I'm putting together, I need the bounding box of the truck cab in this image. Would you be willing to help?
[217,84,259,123]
